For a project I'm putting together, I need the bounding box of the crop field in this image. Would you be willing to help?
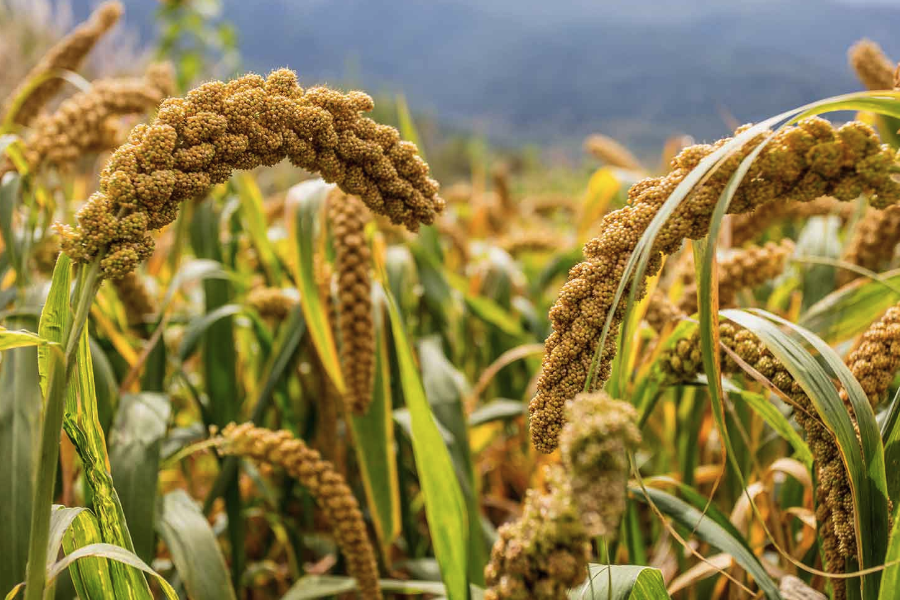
[3,2,900,599]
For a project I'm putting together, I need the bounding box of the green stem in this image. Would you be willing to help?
[23,348,67,600]
[23,258,102,600]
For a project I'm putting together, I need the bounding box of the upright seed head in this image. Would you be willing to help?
[326,189,376,415]
[848,39,897,91]
[584,133,643,171]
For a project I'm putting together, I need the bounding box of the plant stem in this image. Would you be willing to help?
[23,349,67,600]
[23,258,102,600]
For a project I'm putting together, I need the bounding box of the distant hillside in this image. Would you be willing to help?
[74,0,900,157]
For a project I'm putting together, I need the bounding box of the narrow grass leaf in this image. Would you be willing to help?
[569,564,669,599]
[397,94,425,162]
[177,304,242,361]
[190,200,245,587]
[879,500,900,600]
[725,386,813,471]
[0,326,48,350]
[0,172,22,279]
[384,289,470,600]
[109,393,171,562]
[37,253,71,396]
[800,269,900,344]
[0,318,41,594]
[748,309,889,582]
[418,335,488,584]
[722,309,887,598]
[468,399,525,427]
[234,173,283,284]
[347,285,401,560]
[61,509,115,599]
[282,574,484,599]
[157,490,237,600]
[631,485,780,599]
[64,326,152,598]
[287,179,345,393]
[49,543,178,600]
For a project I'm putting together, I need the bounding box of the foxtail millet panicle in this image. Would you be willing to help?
[499,230,565,256]
[660,323,860,599]
[728,196,853,247]
[678,239,795,316]
[491,163,515,216]
[559,391,640,538]
[483,465,591,600]
[246,286,296,321]
[837,205,900,285]
[844,302,900,407]
[217,423,382,600]
[9,64,175,176]
[113,271,156,326]
[848,39,896,91]
[584,133,643,171]
[56,68,444,280]
[1,1,123,128]
[529,117,899,454]
[326,189,376,415]
[644,288,686,333]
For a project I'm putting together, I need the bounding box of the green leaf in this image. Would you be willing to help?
[468,399,525,427]
[722,309,888,598]
[202,307,306,513]
[879,498,900,600]
[177,303,242,361]
[282,574,483,600]
[443,267,525,338]
[48,505,88,569]
[881,388,900,503]
[724,384,813,471]
[347,286,401,559]
[397,94,425,162]
[384,289,470,600]
[287,179,345,393]
[48,543,178,600]
[569,564,670,599]
[157,490,237,600]
[0,171,22,279]
[800,268,900,344]
[0,316,42,594]
[109,393,172,562]
[190,200,245,588]
[795,216,840,310]
[631,485,780,598]
[234,173,284,285]
[0,326,48,350]
[60,508,115,599]
[37,253,71,397]
[64,325,153,598]
[418,335,488,584]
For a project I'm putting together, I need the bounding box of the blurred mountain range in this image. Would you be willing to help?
[75,0,900,157]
